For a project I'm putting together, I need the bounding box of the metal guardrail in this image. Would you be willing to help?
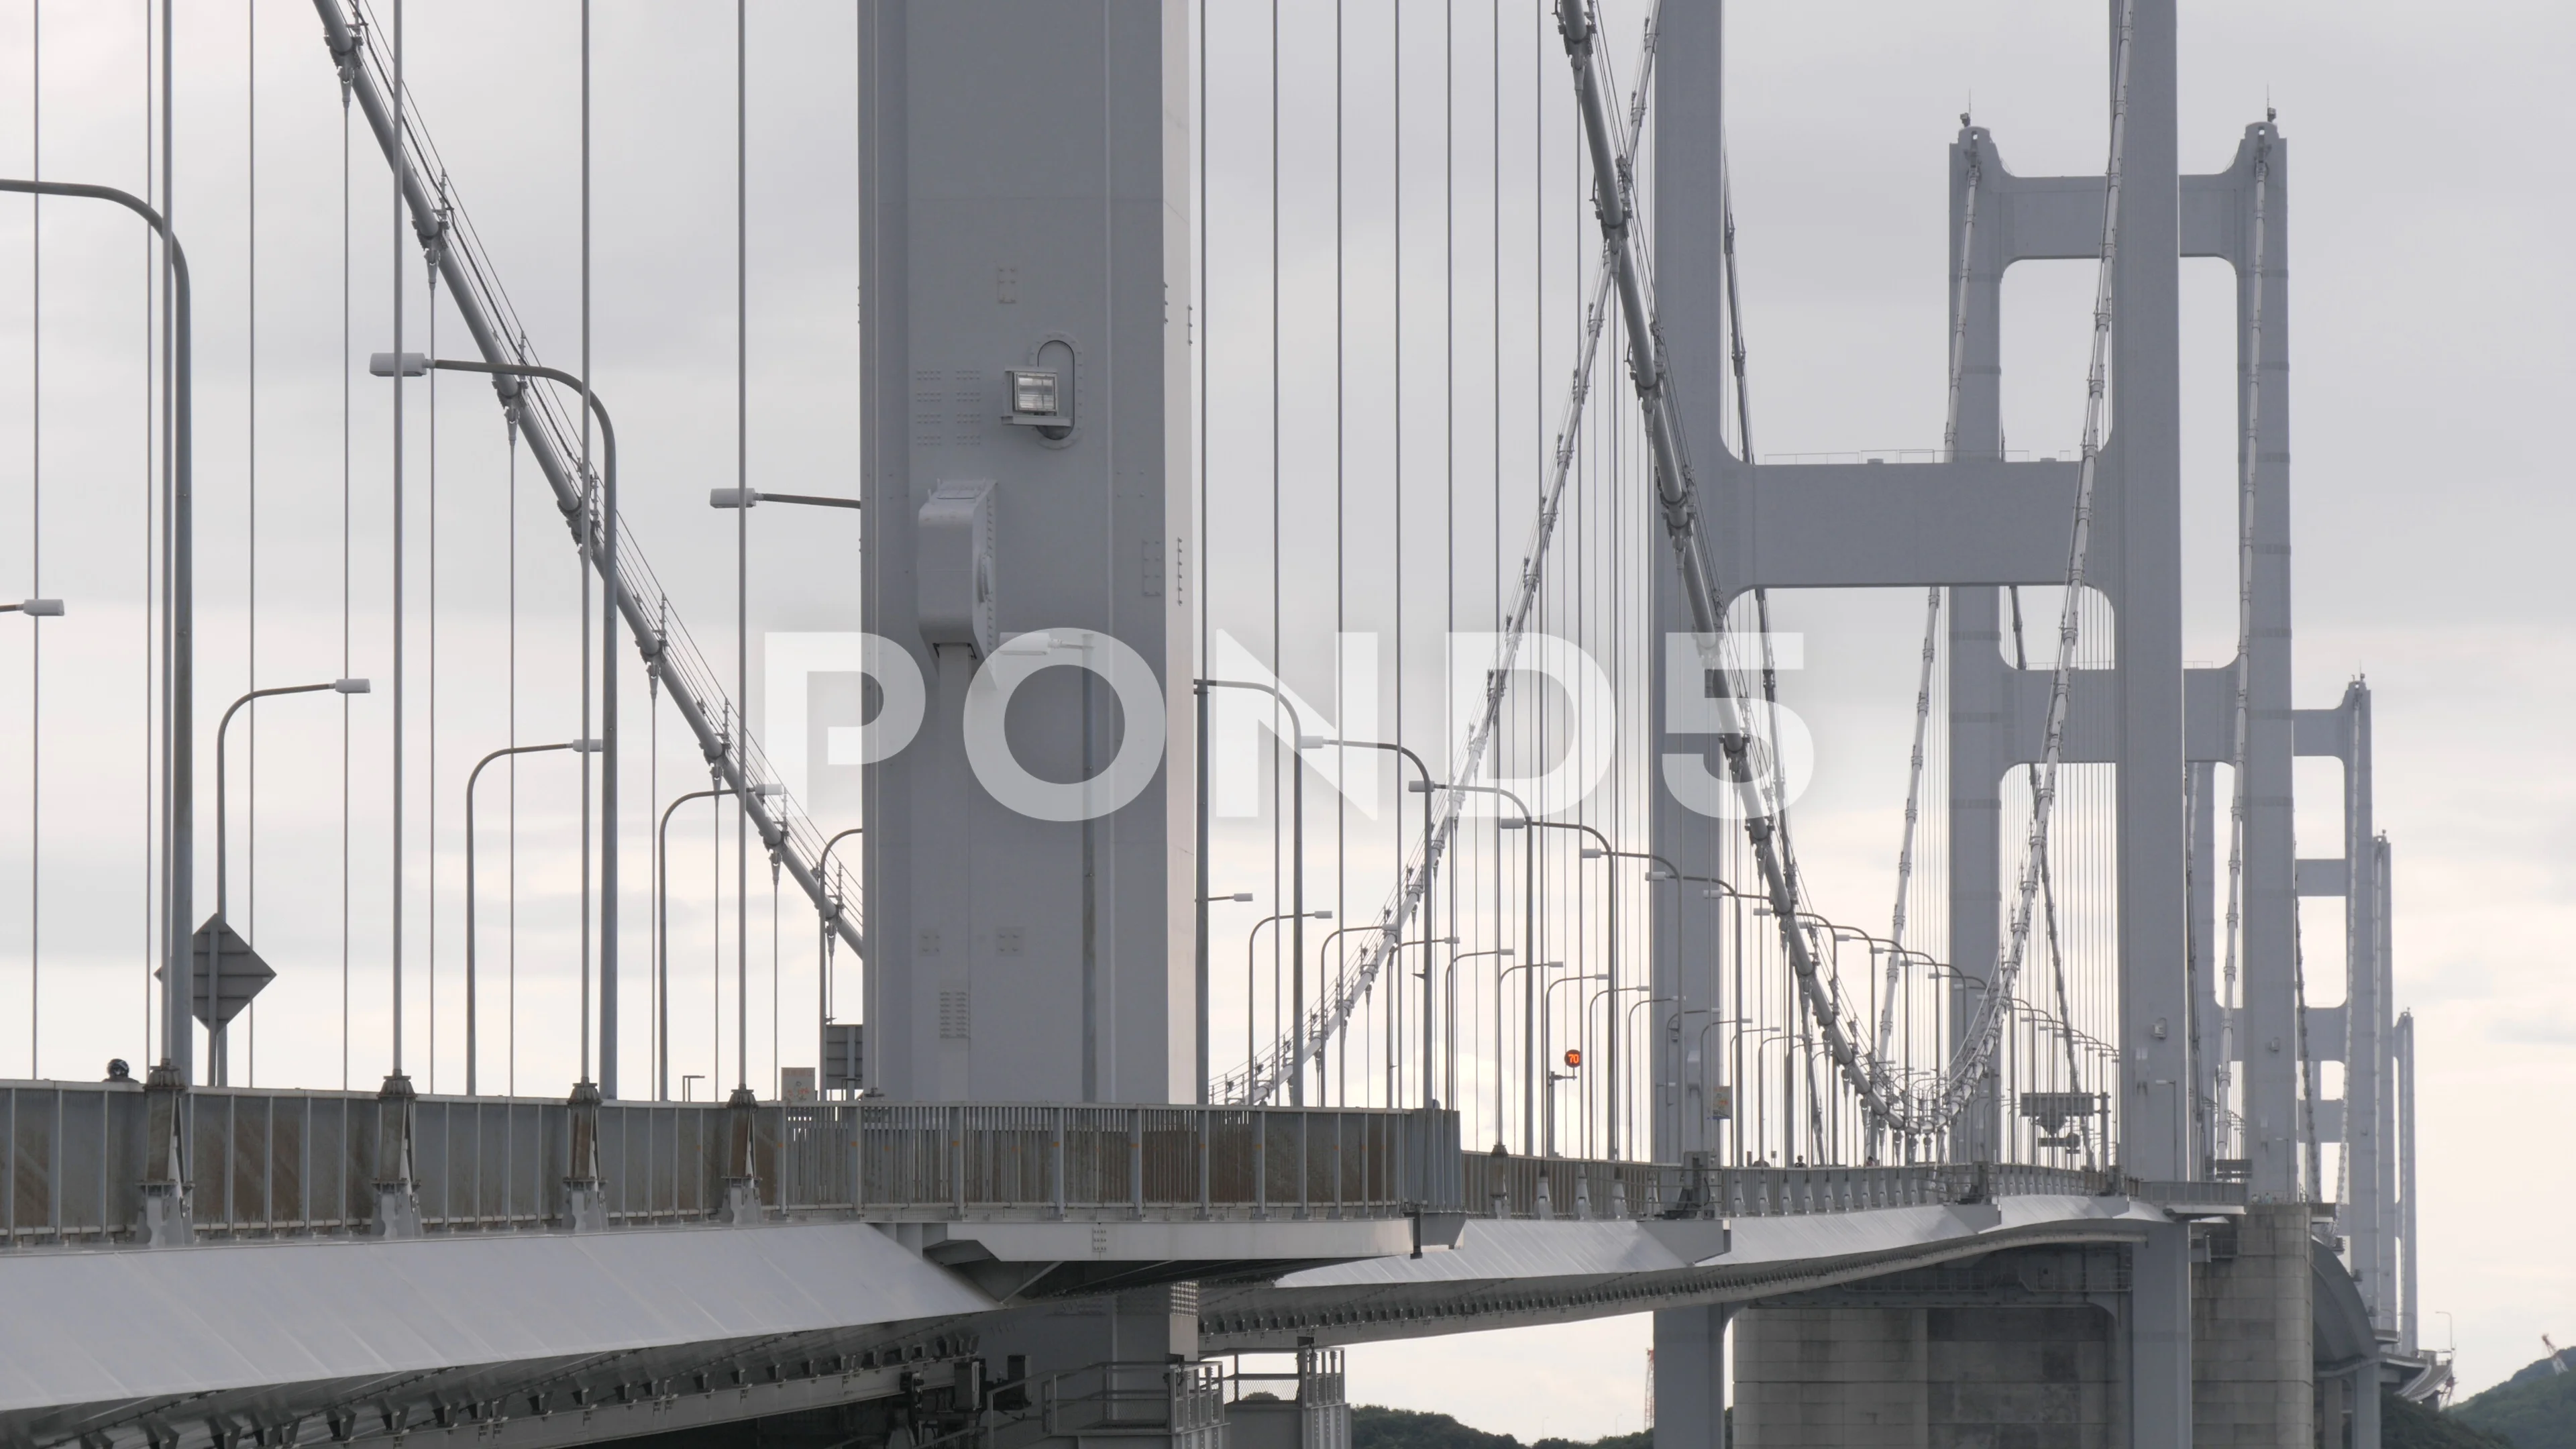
[1038,1360,1228,1449]
[1462,1152,2121,1220]
[0,1083,1460,1247]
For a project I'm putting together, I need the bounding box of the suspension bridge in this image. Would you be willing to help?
[0,1,2436,1446]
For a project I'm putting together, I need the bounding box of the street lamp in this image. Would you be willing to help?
[0,178,194,1106]
[709,488,862,513]
[464,737,600,1097]
[1495,959,1564,1155]
[1419,780,1538,1149]
[1245,907,1332,1097]
[1540,971,1607,1157]
[709,486,865,1106]
[1447,947,1513,1132]
[815,826,863,1102]
[205,678,370,1084]
[0,600,64,616]
[379,350,628,1096]
[1309,922,1394,1103]
[1199,678,1322,1104]
[1320,737,1438,1107]
[1512,819,1617,1153]
[657,783,738,1102]
[1586,845,1681,1159]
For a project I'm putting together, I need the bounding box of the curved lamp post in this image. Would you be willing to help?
[654,783,738,1101]
[814,824,863,1099]
[0,178,193,1090]
[207,678,370,1084]
[1199,679,1321,1104]
[464,737,600,1096]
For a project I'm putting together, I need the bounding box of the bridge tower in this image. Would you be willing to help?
[1647,0,2289,1442]
[857,1,1197,1108]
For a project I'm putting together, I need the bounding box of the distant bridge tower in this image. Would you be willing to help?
[858,2,1196,1106]
[1647,1,2273,1443]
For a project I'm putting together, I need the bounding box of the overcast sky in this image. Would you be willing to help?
[0,0,2568,1426]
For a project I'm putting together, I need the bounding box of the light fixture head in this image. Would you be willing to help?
[1406,779,1434,794]
[12,598,64,617]
[367,351,429,378]
[1579,847,1604,860]
[569,738,605,754]
[1007,368,1062,420]
[333,678,371,694]
[753,782,788,798]
[1645,867,1675,881]
[1231,891,1254,903]
[708,488,761,509]
[1295,734,1329,751]
[1309,910,1334,920]
[1497,818,1527,830]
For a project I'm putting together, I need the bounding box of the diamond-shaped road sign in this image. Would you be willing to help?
[158,917,277,1028]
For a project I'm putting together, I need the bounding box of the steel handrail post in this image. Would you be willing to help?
[1128,1107,1144,1219]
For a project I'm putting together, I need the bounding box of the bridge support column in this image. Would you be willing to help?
[2129,1222,2193,1448]
[2189,1203,2314,1446]
[1652,1306,1727,1449]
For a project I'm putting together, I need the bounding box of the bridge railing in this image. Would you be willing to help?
[1461,1152,2120,1220]
[0,1082,1462,1246]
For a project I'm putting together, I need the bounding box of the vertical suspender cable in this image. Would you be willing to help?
[576,0,593,1087]
[1193,0,1209,1106]
[733,0,749,1098]
[160,0,176,1079]
[425,200,437,1090]
[25,0,40,1076]
[1228,9,1658,1106]
[140,0,154,1067]
[340,46,353,1089]
[506,417,517,1097]
[390,0,408,1087]
[1268,0,1287,1107]
[1436,0,1454,1116]
[244,0,258,1084]
[1387,0,1402,1112]
[1332,0,1347,1108]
